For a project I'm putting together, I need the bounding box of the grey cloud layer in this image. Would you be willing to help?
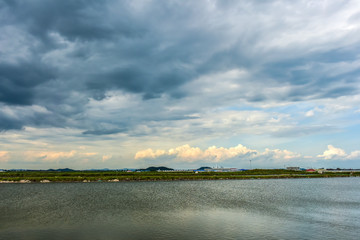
[1,0,359,134]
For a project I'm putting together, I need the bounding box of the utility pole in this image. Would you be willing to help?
[249,160,252,170]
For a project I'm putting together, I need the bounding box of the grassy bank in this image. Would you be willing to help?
[1,169,359,183]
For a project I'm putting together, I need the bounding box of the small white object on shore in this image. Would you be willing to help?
[19,179,31,183]
[0,180,15,183]
[108,179,120,182]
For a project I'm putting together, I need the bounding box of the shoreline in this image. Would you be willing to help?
[1,174,358,184]
[2,169,359,183]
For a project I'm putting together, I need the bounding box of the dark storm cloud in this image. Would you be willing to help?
[87,65,196,100]
[0,104,65,131]
[2,0,136,42]
[0,0,359,133]
[0,61,55,105]
[253,45,360,101]
[1,0,204,102]
[0,113,23,130]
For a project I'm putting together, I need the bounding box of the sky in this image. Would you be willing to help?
[0,0,360,170]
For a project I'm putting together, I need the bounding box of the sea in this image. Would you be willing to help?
[1,178,359,240]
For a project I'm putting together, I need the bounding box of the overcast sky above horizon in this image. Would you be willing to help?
[1,0,360,169]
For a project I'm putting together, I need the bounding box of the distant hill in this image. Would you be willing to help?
[139,166,174,171]
[47,168,75,172]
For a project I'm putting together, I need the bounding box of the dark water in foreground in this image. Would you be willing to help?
[1,178,360,240]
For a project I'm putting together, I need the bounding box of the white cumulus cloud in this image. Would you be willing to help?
[317,145,360,160]
[317,145,347,159]
[262,148,301,160]
[136,144,266,162]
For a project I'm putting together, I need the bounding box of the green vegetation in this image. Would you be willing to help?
[1,169,359,183]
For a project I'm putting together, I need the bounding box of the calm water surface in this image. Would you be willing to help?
[1,178,360,240]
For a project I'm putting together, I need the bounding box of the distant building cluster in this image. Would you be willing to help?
[286,166,360,174]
